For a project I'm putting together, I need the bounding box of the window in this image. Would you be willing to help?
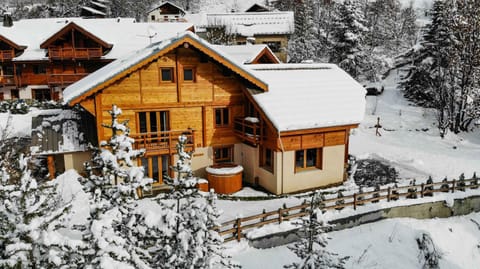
[215,107,229,127]
[160,68,174,82]
[260,147,273,172]
[295,148,323,171]
[151,15,156,21]
[214,146,233,164]
[138,111,169,133]
[33,64,46,74]
[33,88,51,101]
[10,89,19,99]
[141,155,170,183]
[262,41,281,52]
[183,67,195,81]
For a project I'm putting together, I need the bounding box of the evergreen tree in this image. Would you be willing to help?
[288,0,319,63]
[146,135,239,268]
[330,0,368,79]
[285,191,347,269]
[0,156,78,268]
[78,105,151,268]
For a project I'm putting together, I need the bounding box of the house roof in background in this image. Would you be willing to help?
[213,44,280,64]
[0,17,193,61]
[248,64,366,132]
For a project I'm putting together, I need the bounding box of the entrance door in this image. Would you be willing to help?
[141,154,170,184]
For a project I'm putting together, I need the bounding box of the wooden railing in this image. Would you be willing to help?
[132,130,195,154]
[48,73,88,86]
[48,47,103,60]
[0,50,14,61]
[0,75,15,87]
[216,177,479,242]
[233,117,262,146]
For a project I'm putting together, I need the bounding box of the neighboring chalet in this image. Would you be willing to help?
[0,17,193,101]
[191,11,294,62]
[147,1,187,23]
[63,32,365,195]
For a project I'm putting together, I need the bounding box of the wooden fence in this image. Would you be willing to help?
[216,177,479,242]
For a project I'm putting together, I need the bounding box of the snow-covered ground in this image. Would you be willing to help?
[228,212,480,268]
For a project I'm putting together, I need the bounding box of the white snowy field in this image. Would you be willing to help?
[227,212,480,269]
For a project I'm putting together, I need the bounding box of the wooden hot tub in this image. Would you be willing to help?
[206,163,243,194]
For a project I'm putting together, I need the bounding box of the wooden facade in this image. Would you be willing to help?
[66,34,360,193]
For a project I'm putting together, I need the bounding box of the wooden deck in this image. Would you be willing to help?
[132,129,195,155]
[48,47,103,60]
[48,73,88,86]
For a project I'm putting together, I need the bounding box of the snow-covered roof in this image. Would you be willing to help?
[212,44,279,64]
[63,31,268,104]
[148,1,187,15]
[249,64,366,132]
[81,6,106,16]
[204,12,294,36]
[0,17,193,61]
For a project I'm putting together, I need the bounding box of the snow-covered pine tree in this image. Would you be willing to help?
[288,0,319,63]
[285,191,347,269]
[78,104,151,268]
[148,134,239,268]
[330,0,369,79]
[0,155,78,268]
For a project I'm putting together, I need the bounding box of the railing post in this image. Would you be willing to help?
[278,208,283,224]
[236,218,242,242]
[353,193,357,210]
[387,187,391,202]
[452,179,456,193]
[421,183,425,198]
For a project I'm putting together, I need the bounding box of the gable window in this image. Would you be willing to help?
[151,15,156,21]
[260,146,274,172]
[214,145,233,164]
[183,67,195,82]
[295,148,323,171]
[215,107,229,127]
[160,68,174,82]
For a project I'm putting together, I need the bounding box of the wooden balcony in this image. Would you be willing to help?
[0,75,15,87]
[0,50,14,61]
[132,129,195,155]
[48,73,88,86]
[48,47,103,60]
[234,117,262,146]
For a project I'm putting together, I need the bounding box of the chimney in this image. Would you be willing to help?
[3,13,13,27]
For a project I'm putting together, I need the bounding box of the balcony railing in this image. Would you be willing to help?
[0,75,15,87]
[234,117,262,146]
[0,50,14,61]
[48,73,88,86]
[48,47,103,60]
[131,129,195,154]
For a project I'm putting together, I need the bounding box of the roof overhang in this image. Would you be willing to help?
[0,35,27,50]
[40,21,113,49]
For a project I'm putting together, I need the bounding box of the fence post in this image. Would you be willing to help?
[353,193,357,210]
[452,179,456,193]
[236,218,242,242]
[387,187,391,202]
[421,183,425,198]
[278,208,283,224]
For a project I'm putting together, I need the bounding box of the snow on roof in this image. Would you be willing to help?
[212,44,279,64]
[205,12,294,36]
[249,64,366,132]
[0,17,193,61]
[63,31,267,104]
[148,1,187,14]
[81,6,106,16]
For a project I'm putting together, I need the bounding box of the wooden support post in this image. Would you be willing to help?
[387,187,391,202]
[236,218,242,242]
[353,193,357,210]
[421,183,424,198]
[278,208,283,224]
[452,179,456,193]
[47,155,55,180]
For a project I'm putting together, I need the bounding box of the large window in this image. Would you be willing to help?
[10,89,19,99]
[295,148,323,171]
[215,107,229,127]
[260,146,273,172]
[141,155,170,183]
[138,111,169,134]
[214,145,233,164]
[160,68,174,82]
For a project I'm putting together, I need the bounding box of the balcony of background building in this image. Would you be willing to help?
[48,47,103,60]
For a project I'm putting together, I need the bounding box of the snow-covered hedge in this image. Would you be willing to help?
[0,99,63,114]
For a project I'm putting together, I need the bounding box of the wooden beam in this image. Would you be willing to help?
[280,124,359,137]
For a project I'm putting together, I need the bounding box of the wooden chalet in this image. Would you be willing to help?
[63,32,366,194]
[147,1,187,23]
[0,17,193,101]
